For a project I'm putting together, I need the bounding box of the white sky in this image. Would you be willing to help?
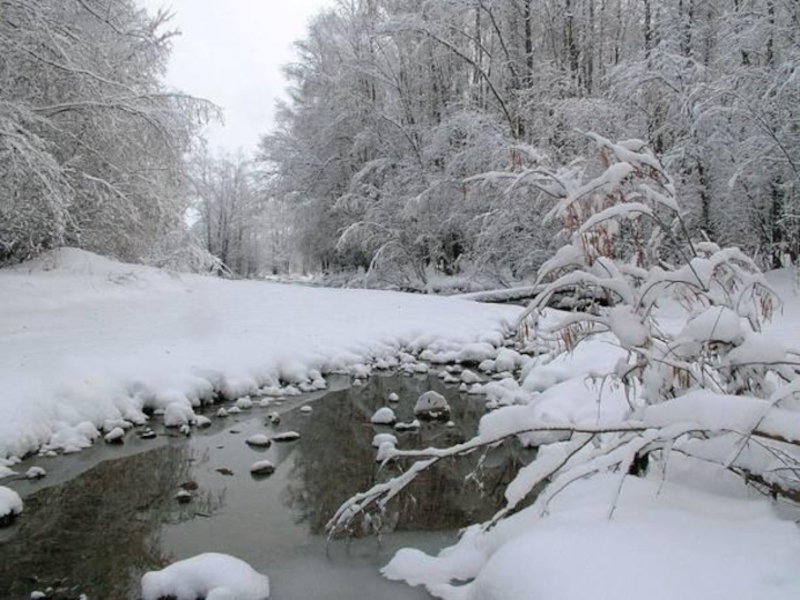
[139,0,334,154]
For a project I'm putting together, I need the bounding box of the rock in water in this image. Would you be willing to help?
[0,486,23,528]
[250,460,275,477]
[272,431,301,442]
[414,391,451,420]
[25,466,46,480]
[104,427,125,444]
[245,434,272,448]
[372,433,398,448]
[370,407,396,425]
[394,419,420,431]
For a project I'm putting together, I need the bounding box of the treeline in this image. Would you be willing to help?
[260,0,800,288]
[0,0,212,266]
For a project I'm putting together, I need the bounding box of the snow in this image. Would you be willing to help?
[245,434,272,448]
[25,466,46,479]
[394,419,420,431]
[0,248,516,459]
[414,391,450,418]
[103,427,125,443]
[371,272,800,600]
[0,486,23,521]
[164,403,195,428]
[250,460,275,476]
[383,475,800,600]
[370,407,397,425]
[140,552,270,600]
[372,433,398,448]
[455,342,497,364]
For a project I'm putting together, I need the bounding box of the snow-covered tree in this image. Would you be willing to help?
[0,0,213,266]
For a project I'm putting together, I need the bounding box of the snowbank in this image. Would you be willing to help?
[376,271,800,600]
[384,474,800,600]
[0,248,518,459]
[141,552,270,600]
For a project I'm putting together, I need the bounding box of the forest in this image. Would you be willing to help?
[2,0,798,289]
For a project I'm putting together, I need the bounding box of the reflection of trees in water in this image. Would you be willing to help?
[0,442,220,599]
[283,375,534,536]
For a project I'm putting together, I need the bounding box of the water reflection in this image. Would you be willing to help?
[0,443,200,599]
[282,375,532,535]
[0,374,532,599]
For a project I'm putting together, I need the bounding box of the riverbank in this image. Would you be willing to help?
[0,248,518,462]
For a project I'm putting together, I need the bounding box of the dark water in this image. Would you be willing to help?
[0,374,532,599]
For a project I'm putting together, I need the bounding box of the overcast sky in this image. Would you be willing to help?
[139,0,334,154]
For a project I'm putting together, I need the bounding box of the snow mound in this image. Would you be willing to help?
[371,407,396,425]
[141,552,270,600]
[384,475,800,600]
[0,486,23,525]
[245,434,272,448]
[414,391,450,419]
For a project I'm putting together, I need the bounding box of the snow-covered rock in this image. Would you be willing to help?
[272,431,300,442]
[394,419,420,431]
[494,348,521,373]
[250,460,275,476]
[245,434,272,448]
[216,408,229,418]
[103,427,125,444]
[388,392,400,403]
[370,407,397,425]
[0,486,23,526]
[456,342,496,364]
[164,403,195,427]
[235,396,254,410]
[26,466,46,479]
[376,441,397,462]
[460,369,481,384]
[300,405,313,414]
[195,415,212,428]
[414,391,451,420]
[141,552,270,600]
[372,433,398,448]
[478,359,496,372]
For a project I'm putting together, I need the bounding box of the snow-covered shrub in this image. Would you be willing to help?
[517,133,792,401]
[328,134,800,546]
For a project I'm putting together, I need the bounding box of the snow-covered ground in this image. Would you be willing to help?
[371,269,800,600]
[0,248,517,461]
[3,250,799,600]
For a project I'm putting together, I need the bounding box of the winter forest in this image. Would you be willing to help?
[2,0,799,285]
[2,1,800,599]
